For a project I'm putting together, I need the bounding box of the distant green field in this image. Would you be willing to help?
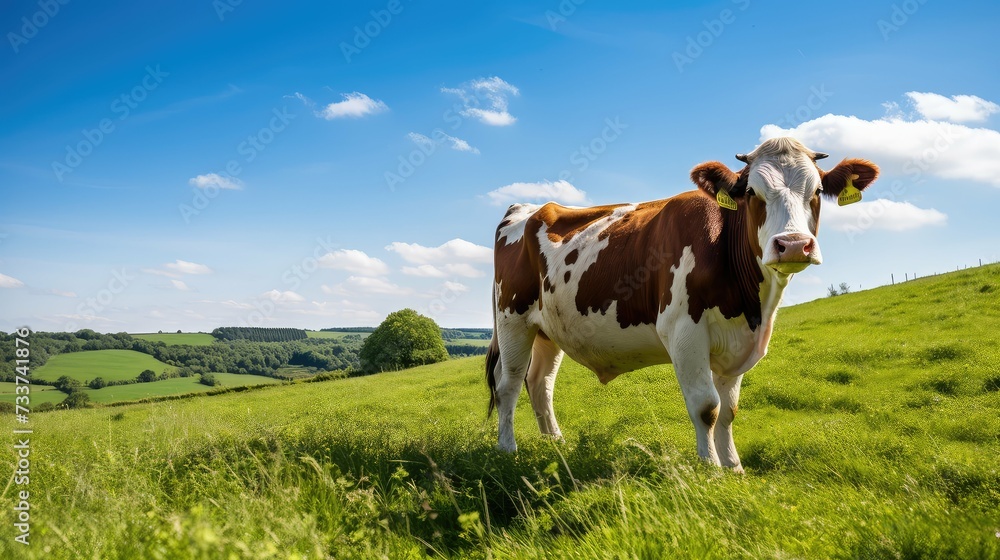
[305,330,369,340]
[0,382,66,406]
[132,332,216,346]
[34,350,177,383]
[82,373,281,403]
[448,337,491,347]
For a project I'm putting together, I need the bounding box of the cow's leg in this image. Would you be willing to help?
[525,334,565,438]
[666,333,721,466]
[494,316,536,452]
[712,372,744,473]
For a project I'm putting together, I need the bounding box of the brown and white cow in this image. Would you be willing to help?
[485,137,878,471]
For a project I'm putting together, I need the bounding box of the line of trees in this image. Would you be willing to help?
[211,327,308,342]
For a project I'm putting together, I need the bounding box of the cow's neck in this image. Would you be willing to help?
[723,202,771,331]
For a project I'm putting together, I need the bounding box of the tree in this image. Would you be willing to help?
[54,375,82,394]
[137,369,157,383]
[359,309,449,373]
[63,391,91,409]
[88,377,107,390]
[199,373,220,387]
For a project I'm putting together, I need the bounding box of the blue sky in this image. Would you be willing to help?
[1,0,998,332]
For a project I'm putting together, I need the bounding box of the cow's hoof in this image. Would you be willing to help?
[731,464,745,475]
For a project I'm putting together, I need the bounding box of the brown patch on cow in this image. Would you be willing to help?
[533,202,630,244]
[810,192,822,235]
[537,330,550,341]
[564,249,579,265]
[543,276,555,294]
[494,214,544,315]
[730,404,738,419]
[564,271,571,283]
[700,404,719,427]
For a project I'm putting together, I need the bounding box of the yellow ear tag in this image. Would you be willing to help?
[716,189,737,211]
[838,175,862,206]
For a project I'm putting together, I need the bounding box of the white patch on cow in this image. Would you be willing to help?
[497,203,543,246]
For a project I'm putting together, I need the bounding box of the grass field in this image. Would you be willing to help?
[4,265,999,558]
[448,337,491,347]
[82,373,282,403]
[305,330,370,340]
[0,382,66,406]
[132,332,216,346]
[33,349,177,383]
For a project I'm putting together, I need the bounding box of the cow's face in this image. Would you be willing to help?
[691,137,879,275]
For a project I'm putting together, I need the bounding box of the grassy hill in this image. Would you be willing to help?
[4,265,999,558]
[33,349,177,383]
[81,372,282,403]
[132,332,216,346]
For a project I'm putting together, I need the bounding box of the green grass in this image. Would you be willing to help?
[448,337,491,347]
[33,349,177,383]
[0,382,66,406]
[132,332,216,346]
[305,330,370,340]
[81,373,282,403]
[5,265,1000,559]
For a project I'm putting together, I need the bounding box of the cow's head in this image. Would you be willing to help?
[691,137,879,274]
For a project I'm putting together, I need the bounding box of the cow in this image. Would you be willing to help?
[485,137,878,472]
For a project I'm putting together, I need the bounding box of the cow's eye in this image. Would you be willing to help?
[747,188,757,198]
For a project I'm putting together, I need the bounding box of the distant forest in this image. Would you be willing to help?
[0,326,492,384]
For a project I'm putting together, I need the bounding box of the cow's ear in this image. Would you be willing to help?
[820,158,879,199]
[691,162,745,197]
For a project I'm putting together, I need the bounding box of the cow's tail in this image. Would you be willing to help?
[485,331,500,419]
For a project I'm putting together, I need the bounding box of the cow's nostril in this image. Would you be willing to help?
[803,240,814,255]
[775,240,786,254]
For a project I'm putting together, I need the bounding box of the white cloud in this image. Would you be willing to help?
[408,131,480,154]
[401,263,485,278]
[189,173,243,190]
[906,92,999,123]
[442,281,469,293]
[317,249,390,276]
[170,279,192,291]
[486,180,590,206]
[443,76,520,126]
[401,264,447,278]
[313,92,388,119]
[386,238,493,264]
[164,260,213,275]
[760,105,1000,187]
[262,289,305,303]
[821,198,947,232]
[0,272,24,288]
[219,300,255,310]
[48,289,76,297]
[323,276,411,296]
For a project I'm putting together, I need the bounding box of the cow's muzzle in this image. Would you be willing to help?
[765,233,821,274]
